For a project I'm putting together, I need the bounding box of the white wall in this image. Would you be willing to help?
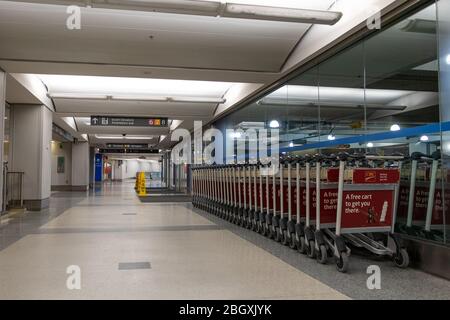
[0,71,5,211]
[51,141,72,186]
[11,104,52,201]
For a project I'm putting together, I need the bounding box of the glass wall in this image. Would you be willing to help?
[215,1,449,245]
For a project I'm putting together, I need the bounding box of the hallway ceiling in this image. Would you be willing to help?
[0,0,339,150]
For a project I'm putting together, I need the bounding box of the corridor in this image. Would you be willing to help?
[0,181,449,300]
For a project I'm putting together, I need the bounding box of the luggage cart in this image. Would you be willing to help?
[251,164,261,231]
[311,154,351,267]
[286,158,299,249]
[293,157,308,253]
[259,164,272,236]
[270,162,283,241]
[303,155,316,258]
[338,153,410,270]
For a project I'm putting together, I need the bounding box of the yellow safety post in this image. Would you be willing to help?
[138,172,147,196]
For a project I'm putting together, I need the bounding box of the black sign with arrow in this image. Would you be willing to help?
[91,116,168,127]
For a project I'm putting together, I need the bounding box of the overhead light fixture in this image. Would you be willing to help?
[168,97,226,104]
[367,142,374,148]
[222,3,342,25]
[289,142,294,148]
[327,134,336,141]
[49,93,226,104]
[269,120,280,128]
[258,99,407,111]
[48,93,108,100]
[112,95,167,102]
[390,124,401,131]
[93,0,221,16]
[420,135,429,142]
[94,134,154,140]
[446,54,450,65]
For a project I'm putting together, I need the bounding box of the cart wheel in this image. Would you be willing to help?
[307,240,315,258]
[393,248,409,268]
[282,230,289,246]
[260,224,266,235]
[316,245,327,264]
[289,233,297,249]
[297,237,307,254]
[269,227,275,239]
[255,222,260,233]
[275,228,282,242]
[335,252,349,273]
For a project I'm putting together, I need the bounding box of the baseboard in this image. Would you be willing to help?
[24,198,50,211]
[51,185,89,191]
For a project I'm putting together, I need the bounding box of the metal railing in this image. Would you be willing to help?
[2,169,24,211]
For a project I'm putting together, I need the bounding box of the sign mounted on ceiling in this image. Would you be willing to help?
[90,116,168,127]
[105,143,151,149]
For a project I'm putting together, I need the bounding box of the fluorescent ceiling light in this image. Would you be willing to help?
[367,142,374,148]
[267,86,419,106]
[446,54,450,65]
[95,134,154,140]
[38,75,234,98]
[222,3,342,25]
[327,134,335,141]
[390,124,401,132]
[258,99,406,111]
[111,95,167,102]
[269,120,279,128]
[289,142,294,147]
[94,0,221,16]
[169,97,226,104]
[48,93,108,100]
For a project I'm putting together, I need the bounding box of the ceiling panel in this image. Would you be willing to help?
[0,1,319,72]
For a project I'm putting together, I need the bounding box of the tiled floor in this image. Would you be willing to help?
[0,181,348,300]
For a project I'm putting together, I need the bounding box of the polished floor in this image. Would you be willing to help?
[0,181,448,300]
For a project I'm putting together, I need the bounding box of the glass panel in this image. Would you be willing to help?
[437,0,450,244]
[364,3,443,243]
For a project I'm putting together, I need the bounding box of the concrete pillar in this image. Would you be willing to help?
[0,71,5,212]
[71,141,89,191]
[10,104,52,211]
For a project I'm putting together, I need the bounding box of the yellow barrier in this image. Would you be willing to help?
[138,172,147,196]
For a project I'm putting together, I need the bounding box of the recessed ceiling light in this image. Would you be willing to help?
[269,120,280,128]
[390,124,401,131]
[327,134,335,141]
[367,142,374,148]
[289,142,294,147]
[420,135,429,142]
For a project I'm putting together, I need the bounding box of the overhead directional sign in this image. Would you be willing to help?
[91,116,168,127]
[106,143,151,149]
[99,148,160,154]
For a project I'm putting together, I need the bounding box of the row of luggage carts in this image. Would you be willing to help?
[191,153,411,272]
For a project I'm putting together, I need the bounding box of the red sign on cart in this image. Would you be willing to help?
[352,169,400,184]
[341,189,394,229]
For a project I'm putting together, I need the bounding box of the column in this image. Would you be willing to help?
[0,70,5,212]
[10,104,52,211]
[71,141,90,191]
